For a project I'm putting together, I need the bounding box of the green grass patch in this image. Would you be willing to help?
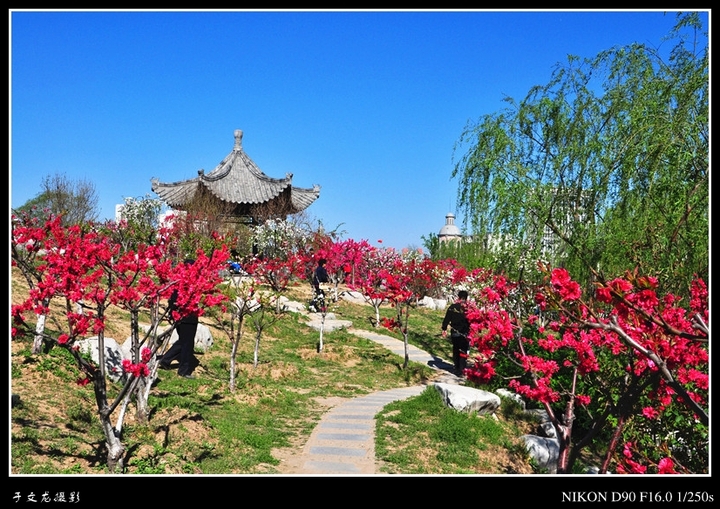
[376,386,531,474]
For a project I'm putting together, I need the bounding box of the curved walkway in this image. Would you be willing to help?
[280,385,427,474]
[279,321,463,475]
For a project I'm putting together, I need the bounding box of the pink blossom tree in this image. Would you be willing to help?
[348,245,400,327]
[11,215,229,472]
[377,257,437,370]
[463,263,708,474]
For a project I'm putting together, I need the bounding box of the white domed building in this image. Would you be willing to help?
[438,212,463,244]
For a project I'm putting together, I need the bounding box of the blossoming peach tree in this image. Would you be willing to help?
[349,245,401,327]
[11,215,229,472]
[312,238,373,300]
[206,275,258,392]
[376,257,438,370]
[463,263,708,474]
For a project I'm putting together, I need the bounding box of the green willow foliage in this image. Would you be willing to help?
[422,233,494,271]
[452,13,708,296]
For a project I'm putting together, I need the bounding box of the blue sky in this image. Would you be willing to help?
[10,9,708,250]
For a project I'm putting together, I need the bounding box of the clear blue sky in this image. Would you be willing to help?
[10,9,707,250]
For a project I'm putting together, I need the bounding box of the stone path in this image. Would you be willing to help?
[277,304,463,475]
[279,385,427,474]
[349,328,455,372]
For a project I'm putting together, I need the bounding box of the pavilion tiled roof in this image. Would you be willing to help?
[151,129,320,216]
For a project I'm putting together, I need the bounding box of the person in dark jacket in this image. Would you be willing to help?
[158,259,199,379]
[310,258,330,312]
[312,258,330,291]
[441,290,470,377]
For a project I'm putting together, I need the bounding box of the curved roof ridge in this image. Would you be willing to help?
[151,129,320,213]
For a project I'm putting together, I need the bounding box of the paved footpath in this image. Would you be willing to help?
[278,325,462,475]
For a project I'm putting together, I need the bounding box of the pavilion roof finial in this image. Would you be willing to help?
[234,129,243,151]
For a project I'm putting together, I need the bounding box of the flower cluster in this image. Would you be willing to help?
[122,359,150,378]
[616,442,677,474]
[380,317,401,331]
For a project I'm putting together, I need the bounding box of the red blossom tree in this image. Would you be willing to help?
[11,215,229,472]
[348,245,401,327]
[463,263,708,474]
[376,257,437,370]
[313,238,373,299]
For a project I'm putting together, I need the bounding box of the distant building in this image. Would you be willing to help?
[531,187,591,262]
[438,212,463,243]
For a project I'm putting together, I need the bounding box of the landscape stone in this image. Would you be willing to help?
[339,290,367,305]
[434,383,501,415]
[126,323,214,357]
[521,434,559,474]
[75,336,126,383]
[496,388,526,410]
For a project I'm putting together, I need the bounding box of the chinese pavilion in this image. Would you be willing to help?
[151,129,321,224]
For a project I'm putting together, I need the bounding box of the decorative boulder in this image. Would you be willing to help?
[521,435,559,474]
[418,296,436,309]
[278,296,306,314]
[130,323,214,355]
[434,383,501,415]
[523,408,556,438]
[339,290,367,305]
[496,388,526,410]
[75,336,126,383]
[118,339,134,361]
[416,296,448,311]
[168,323,214,353]
[305,313,352,332]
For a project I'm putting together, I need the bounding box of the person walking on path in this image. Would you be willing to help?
[441,290,470,377]
[158,259,199,379]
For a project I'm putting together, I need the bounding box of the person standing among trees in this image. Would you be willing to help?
[310,258,330,312]
[312,258,330,292]
[158,259,199,379]
[441,290,470,377]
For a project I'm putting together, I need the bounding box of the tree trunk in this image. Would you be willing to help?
[318,314,325,353]
[556,424,573,474]
[401,304,410,370]
[601,415,626,474]
[253,330,261,368]
[134,377,150,425]
[555,369,578,474]
[402,332,409,370]
[230,339,239,391]
[101,415,126,473]
[31,301,49,354]
[129,309,150,424]
[93,325,126,472]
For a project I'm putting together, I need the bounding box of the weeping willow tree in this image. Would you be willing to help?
[452,12,708,296]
